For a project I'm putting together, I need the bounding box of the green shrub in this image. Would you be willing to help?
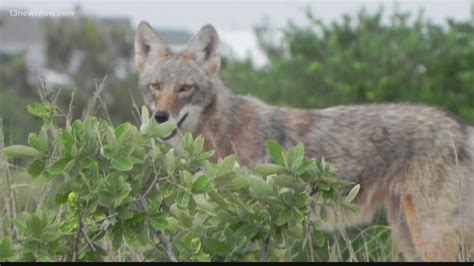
[1,102,358,262]
[221,9,474,122]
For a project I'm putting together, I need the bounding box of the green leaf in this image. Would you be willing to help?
[27,159,45,177]
[343,202,360,213]
[140,120,152,135]
[183,170,193,189]
[343,184,360,204]
[28,132,47,153]
[149,194,163,210]
[286,143,304,170]
[287,223,304,238]
[49,157,71,176]
[275,208,292,226]
[151,213,169,231]
[216,155,235,177]
[124,213,146,247]
[266,139,285,165]
[208,191,227,206]
[26,214,43,239]
[64,159,77,174]
[290,208,305,223]
[194,150,215,161]
[111,223,123,251]
[55,193,69,205]
[249,176,273,197]
[0,237,15,260]
[151,121,177,138]
[163,150,176,175]
[111,157,134,171]
[202,238,231,257]
[280,191,294,207]
[114,179,132,207]
[104,123,117,144]
[59,130,74,154]
[322,189,336,200]
[99,174,132,208]
[295,192,310,208]
[317,180,331,191]
[229,176,249,190]
[184,132,193,145]
[273,174,294,188]
[192,175,212,194]
[169,204,192,227]
[11,219,27,235]
[235,224,259,240]
[115,122,132,140]
[26,103,50,118]
[166,217,180,232]
[3,145,42,158]
[140,105,149,127]
[176,191,191,209]
[297,159,315,175]
[254,163,287,176]
[314,230,326,247]
[140,105,153,134]
[193,136,205,154]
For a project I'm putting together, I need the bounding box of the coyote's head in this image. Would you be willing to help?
[134,22,220,140]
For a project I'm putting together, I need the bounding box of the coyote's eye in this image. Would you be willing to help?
[179,84,194,93]
[150,83,161,90]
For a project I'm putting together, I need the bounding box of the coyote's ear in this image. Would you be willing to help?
[134,21,171,72]
[184,24,220,75]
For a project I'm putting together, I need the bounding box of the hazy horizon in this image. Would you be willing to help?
[2,0,471,66]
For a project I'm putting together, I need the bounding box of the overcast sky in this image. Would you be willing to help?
[2,0,472,66]
[3,0,472,31]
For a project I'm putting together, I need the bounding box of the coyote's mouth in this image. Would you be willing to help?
[160,112,189,141]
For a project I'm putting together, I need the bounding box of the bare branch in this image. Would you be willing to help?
[72,214,83,262]
[260,231,272,262]
[137,186,177,262]
[128,87,142,125]
[158,230,178,262]
[82,76,108,121]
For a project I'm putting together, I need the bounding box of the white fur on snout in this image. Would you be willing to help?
[162,105,203,154]
[176,105,204,132]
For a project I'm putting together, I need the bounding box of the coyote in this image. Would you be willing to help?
[134,21,474,261]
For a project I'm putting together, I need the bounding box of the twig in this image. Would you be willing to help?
[259,231,272,262]
[307,223,315,262]
[72,213,83,262]
[141,165,162,200]
[66,88,77,128]
[81,227,96,251]
[158,230,178,262]
[138,194,178,262]
[33,71,53,103]
[82,76,108,121]
[337,222,358,262]
[128,87,142,125]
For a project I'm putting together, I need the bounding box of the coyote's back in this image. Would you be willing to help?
[299,104,474,261]
[133,21,474,261]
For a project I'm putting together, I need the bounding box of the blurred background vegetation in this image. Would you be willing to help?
[221,8,474,120]
[0,7,473,261]
[1,8,473,146]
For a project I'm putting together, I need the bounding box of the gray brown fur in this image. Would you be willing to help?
[134,21,474,261]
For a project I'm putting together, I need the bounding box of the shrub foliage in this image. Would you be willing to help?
[1,103,358,262]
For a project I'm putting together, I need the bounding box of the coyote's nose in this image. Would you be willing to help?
[154,111,169,123]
